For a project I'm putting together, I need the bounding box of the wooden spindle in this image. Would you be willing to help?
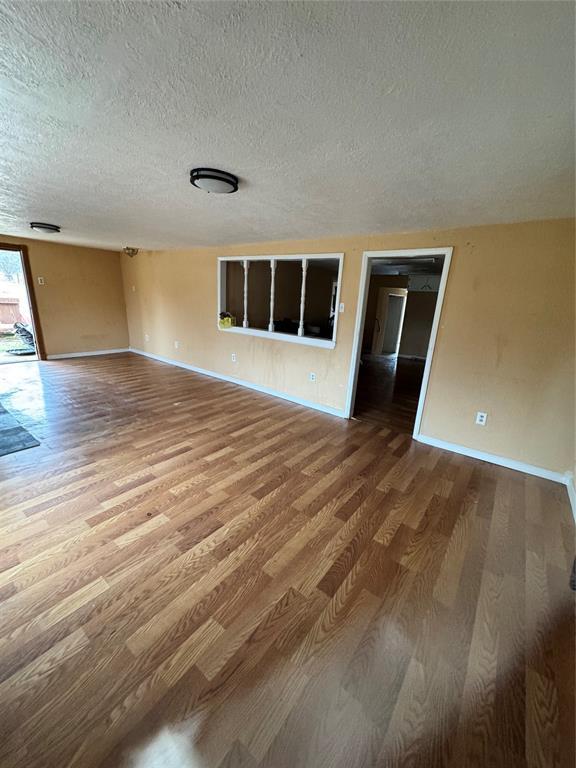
[298,258,308,336]
[243,259,249,328]
[268,259,276,332]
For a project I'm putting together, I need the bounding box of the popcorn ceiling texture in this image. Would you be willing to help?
[0,1,573,250]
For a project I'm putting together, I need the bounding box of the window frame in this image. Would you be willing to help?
[217,253,344,349]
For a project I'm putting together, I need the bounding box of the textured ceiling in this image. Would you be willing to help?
[0,1,573,251]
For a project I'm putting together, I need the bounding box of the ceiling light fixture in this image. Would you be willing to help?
[30,222,60,234]
[190,168,238,194]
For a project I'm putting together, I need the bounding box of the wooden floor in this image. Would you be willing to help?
[0,353,574,768]
[353,355,425,432]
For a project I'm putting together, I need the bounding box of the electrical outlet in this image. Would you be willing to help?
[37,276,45,285]
[174,340,180,350]
[231,353,237,363]
[144,333,150,342]
[475,411,488,426]
[309,372,316,382]
[131,285,136,292]
[339,302,345,313]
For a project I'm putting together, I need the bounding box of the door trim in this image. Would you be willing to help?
[0,241,46,360]
[344,246,453,438]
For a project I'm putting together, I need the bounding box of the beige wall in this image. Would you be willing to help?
[0,235,129,356]
[399,291,438,358]
[121,218,574,474]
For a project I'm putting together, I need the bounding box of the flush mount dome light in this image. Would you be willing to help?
[30,222,60,234]
[190,168,238,194]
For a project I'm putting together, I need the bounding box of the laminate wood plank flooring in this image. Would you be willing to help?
[0,353,573,768]
[353,355,425,432]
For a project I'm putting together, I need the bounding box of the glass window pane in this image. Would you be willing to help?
[303,258,340,340]
[247,260,271,330]
[273,260,302,336]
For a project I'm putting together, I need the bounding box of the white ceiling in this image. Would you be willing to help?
[0,1,573,251]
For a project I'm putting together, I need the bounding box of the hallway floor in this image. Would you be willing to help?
[353,355,425,433]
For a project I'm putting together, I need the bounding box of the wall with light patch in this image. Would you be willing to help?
[121,218,574,476]
[0,234,129,356]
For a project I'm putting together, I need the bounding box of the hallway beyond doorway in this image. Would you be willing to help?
[353,355,425,432]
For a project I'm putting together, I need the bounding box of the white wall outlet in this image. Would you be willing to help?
[131,285,136,292]
[309,372,316,382]
[174,340,180,350]
[475,411,488,426]
[231,353,237,363]
[144,333,150,342]
[37,276,45,285]
[339,302,345,313]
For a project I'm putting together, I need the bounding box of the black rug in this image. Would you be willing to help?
[0,402,39,456]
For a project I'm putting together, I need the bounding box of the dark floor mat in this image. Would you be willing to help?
[6,347,36,356]
[0,403,39,456]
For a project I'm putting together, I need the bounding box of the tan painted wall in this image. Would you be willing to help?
[121,218,574,474]
[399,292,438,358]
[0,235,128,356]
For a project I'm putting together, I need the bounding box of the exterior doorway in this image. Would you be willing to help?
[0,245,44,364]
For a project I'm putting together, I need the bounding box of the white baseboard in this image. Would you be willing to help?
[129,347,346,419]
[47,348,129,360]
[565,472,576,522]
[416,433,568,486]
[42,346,576,518]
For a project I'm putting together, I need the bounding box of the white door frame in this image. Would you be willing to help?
[344,247,453,438]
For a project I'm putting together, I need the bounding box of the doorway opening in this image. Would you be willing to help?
[346,248,452,436]
[0,246,42,364]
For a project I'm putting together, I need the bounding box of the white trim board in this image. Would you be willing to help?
[47,348,129,360]
[565,473,576,523]
[44,345,575,510]
[129,347,346,418]
[416,433,569,485]
[219,326,335,349]
[344,247,453,437]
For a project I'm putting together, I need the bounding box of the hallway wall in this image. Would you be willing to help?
[399,291,438,358]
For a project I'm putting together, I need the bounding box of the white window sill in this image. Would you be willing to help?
[217,325,336,349]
